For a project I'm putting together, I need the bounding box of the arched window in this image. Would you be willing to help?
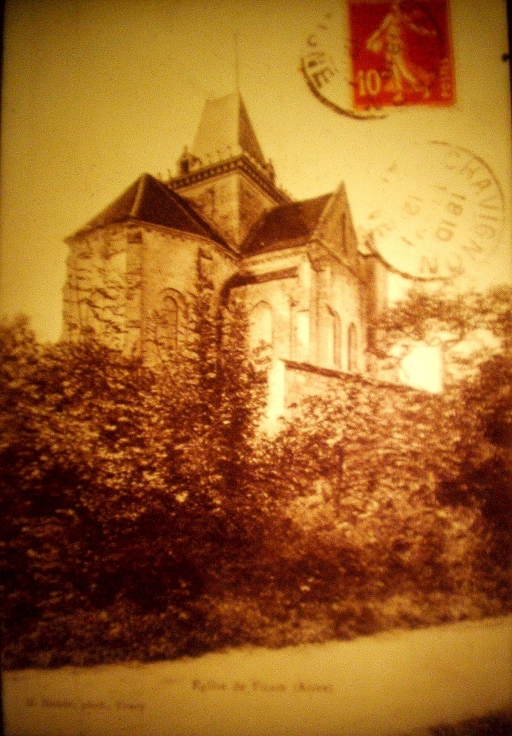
[156,289,183,354]
[249,301,273,355]
[325,307,341,368]
[333,311,342,368]
[294,310,309,363]
[161,295,179,351]
[348,323,358,372]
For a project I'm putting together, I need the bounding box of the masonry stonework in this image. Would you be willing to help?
[63,91,389,414]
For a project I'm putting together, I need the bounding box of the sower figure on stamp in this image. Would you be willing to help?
[366,0,436,102]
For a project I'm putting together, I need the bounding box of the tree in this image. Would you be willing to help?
[259,374,482,603]
[0,320,178,628]
[374,284,512,384]
[0,267,272,652]
[374,283,512,576]
[151,268,271,589]
[244,284,512,616]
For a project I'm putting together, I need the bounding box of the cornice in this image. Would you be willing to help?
[65,219,239,261]
[230,267,298,288]
[283,359,428,394]
[242,243,308,268]
[169,155,291,206]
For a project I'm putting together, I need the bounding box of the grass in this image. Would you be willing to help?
[427,709,512,735]
[3,585,511,670]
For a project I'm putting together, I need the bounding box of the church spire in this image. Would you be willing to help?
[189,91,267,170]
[170,92,290,248]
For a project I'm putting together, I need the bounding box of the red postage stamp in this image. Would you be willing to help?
[349,0,455,109]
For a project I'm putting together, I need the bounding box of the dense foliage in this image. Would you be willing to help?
[1,283,511,668]
[375,284,512,571]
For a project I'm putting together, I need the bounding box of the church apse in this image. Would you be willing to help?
[62,91,389,417]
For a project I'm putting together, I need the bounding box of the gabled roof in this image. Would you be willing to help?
[191,92,266,168]
[69,173,226,245]
[241,193,333,255]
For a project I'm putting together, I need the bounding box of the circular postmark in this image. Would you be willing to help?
[301,2,455,119]
[363,142,505,280]
[301,8,386,120]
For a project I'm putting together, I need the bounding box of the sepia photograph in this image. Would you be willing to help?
[1,1,512,734]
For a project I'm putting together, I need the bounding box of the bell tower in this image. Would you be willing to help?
[168,92,291,250]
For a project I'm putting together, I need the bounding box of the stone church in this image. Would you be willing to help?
[62,92,388,419]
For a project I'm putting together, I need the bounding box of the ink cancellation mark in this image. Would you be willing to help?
[301,9,386,119]
[350,0,455,110]
[365,142,505,280]
[301,1,455,117]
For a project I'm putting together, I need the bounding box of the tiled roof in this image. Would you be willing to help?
[70,174,226,244]
[191,92,266,168]
[241,193,333,255]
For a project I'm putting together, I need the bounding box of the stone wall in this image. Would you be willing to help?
[63,222,238,360]
[284,359,346,408]
[62,226,129,350]
[176,167,279,249]
[262,356,417,432]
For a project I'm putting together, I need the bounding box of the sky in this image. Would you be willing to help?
[1,0,511,347]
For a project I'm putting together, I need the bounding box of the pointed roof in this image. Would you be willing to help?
[70,173,226,244]
[190,92,266,168]
[241,193,333,255]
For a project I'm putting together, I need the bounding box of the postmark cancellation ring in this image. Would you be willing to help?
[364,141,505,280]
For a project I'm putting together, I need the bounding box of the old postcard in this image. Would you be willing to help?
[1,1,511,735]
